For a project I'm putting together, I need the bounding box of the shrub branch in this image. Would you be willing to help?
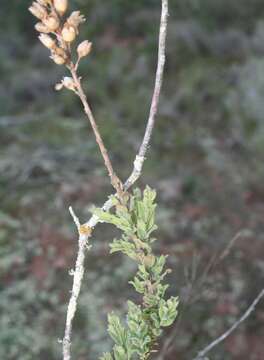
[69,64,123,196]
[193,288,264,360]
[29,0,169,359]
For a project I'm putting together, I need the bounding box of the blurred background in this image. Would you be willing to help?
[1,0,264,359]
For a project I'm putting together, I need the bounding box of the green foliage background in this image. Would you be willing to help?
[1,1,264,359]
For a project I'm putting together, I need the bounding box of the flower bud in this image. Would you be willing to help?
[77,40,92,58]
[61,25,76,42]
[54,0,68,16]
[29,2,47,20]
[39,34,56,49]
[35,22,50,33]
[43,14,60,31]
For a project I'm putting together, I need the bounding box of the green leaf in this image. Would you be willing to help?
[113,345,127,360]
[158,297,179,327]
[99,186,179,359]
[110,238,136,259]
[129,276,145,294]
[93,208,133,233]
[100,353,113,360]
[152,255,167,277]
[108,313,127,347]
[136,218,148,240]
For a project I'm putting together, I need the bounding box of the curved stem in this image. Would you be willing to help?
[70,65,123,196]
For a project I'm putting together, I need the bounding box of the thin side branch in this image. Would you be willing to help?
[125,0,169,189]
[70,66,123,196]
[63,208,92,360]
[193,288,264,360]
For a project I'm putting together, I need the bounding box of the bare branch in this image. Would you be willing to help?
[125,0,169,189]
[63,208,92,360]
[69,206,81,229]
[69,66,123,196]
[193,288,264,360]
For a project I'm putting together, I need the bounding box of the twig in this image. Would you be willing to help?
[63,207,92,360]
[62,2,169,359]
[69,65,123,196]
[193,288,264,360]
[125,0,168,190]
[156,230,251,359]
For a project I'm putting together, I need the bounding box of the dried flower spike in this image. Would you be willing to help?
[54,0,68,16]
[39,34,56,49]
[77,40,92,59]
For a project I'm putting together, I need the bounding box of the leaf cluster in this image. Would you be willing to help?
[93,186,179,360]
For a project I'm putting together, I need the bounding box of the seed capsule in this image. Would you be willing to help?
[35,22,50,33]
[77,40,92,58]
[61,25,76,42]
[54,0,68,16]
[36,0,51,5]
[62,77,76,91]
[29,2,47,20]
[55,47,67,57]
[55,82,64,91]
[43,14,60,31]
[39,34,56,49]
[51,54,66,65]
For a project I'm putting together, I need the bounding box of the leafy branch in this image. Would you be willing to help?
[94,187,178,360]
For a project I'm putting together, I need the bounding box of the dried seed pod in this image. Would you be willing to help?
[55,82,64,91]
[67,11,85,29]
[36,0,51,5]
[61,25,76,42]
[62,77,76,91]
[54,0,68,16]
[39,34,56,49]
[51,54,66,65]
[43,14,60,31]
[35,22,50,33]
[29,2,47,20]
[55,77,76,91]
[77,40,92,58]
[54,47,67,57]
